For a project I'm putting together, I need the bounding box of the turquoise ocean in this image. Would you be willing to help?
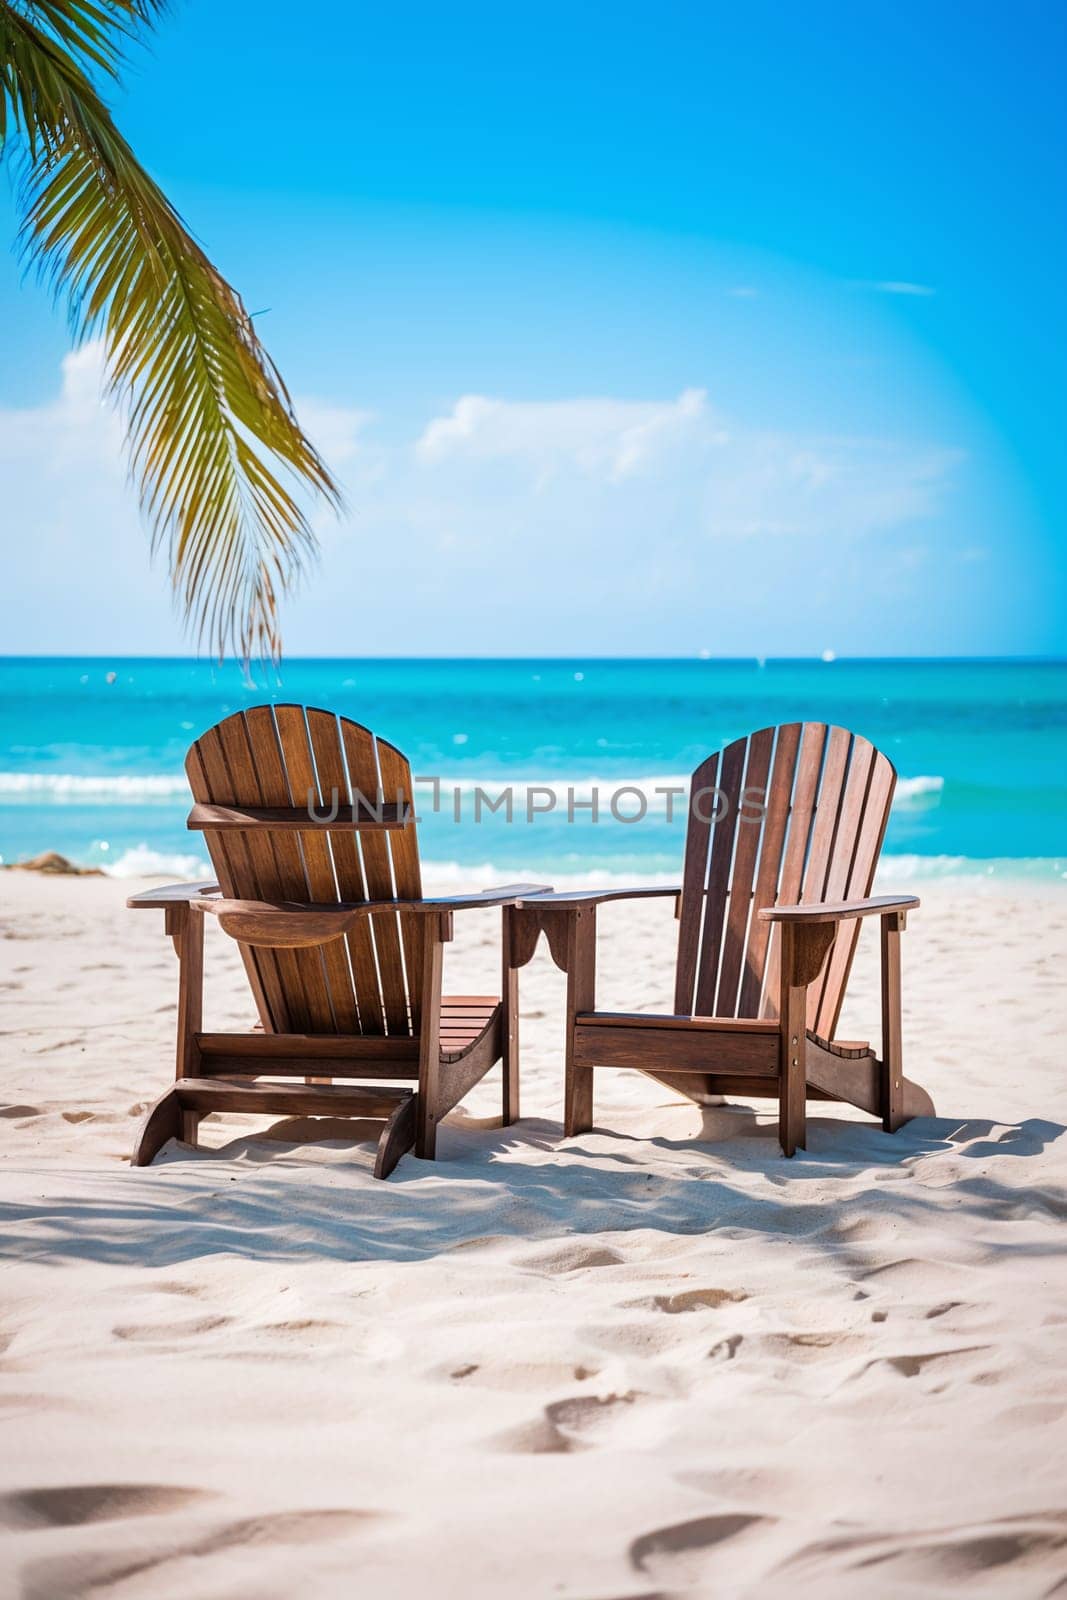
[0,658,1064,885]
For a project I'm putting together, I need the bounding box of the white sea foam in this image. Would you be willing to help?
[97,850,1065,889]
[0,768,946,812]
[0,772,189,800]
[415,860,680,892]
[422,855,1063,891]
[103,845,210,880]
[98,851,678,890]
[893,775,944,805]
[874,853,1066,885]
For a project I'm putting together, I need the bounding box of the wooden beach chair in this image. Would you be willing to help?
[509,723,934,1155]
[128,706,550,1177]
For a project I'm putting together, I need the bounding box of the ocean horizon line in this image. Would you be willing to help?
[2,652,1066,666]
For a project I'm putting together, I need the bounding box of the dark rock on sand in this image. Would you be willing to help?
[6,852,104,877]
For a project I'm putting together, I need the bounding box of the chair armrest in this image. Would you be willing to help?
[759,894,919,926]
[512,885,682,908]
[193,885,554,948]
[127,881,220,910]
[422,883,553,911]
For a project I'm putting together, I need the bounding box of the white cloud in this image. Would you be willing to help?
[0,340,123,475]
[864,281,936,297]
[413,389,960,539]
[0,349,968,655]
[416,388,713,482]
[296,399,377,474]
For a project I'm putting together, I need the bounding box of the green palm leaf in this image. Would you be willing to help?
[0,0,340,661]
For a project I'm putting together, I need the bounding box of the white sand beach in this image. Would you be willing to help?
[1,870,1066,1598]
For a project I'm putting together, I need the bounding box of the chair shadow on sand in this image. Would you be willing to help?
[2,1104,1063,1272]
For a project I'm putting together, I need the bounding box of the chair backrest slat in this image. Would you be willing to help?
[305,708,386,1035]
[377,736,425,1032]
[737,722,800,1015]
[186,706,423,1038]
[799,725,852,904]
[692,736,748,1015]
[811,750,895,1037]
[675,723,896,1031]
[339,719,412,1035]
[186,727,290,1033]
[715,726,774,1017]
[273,705,361,1034]
[674,749,719,1013]
[237,706,337,1033]
[759,722,827,1018]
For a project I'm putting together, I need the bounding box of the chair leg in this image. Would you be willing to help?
[880,911,906,1132]
[564,1059,594,1137]
[132,1086,183,1166]
[374,1096,418,1179]
[179,1110,201,1146]
[415,918,447,1159]
[169,903,204,1150]
[170,902,204,1080]
[778,926,808,1156]
[563,906,597,1137]
[501,907,520,1125]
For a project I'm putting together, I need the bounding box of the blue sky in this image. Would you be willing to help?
[0,0,1064,655]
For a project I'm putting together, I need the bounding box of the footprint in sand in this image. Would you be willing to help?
[579,1320,686,1358]
[545,1393,639,1442]
[19,1507,381,1600]
[776,1513,1067,1591]
[0,1105,41,1119]
[0,1482,207,1530]
[637,1287,749,1314]
[439,1358,602,1392]
[851,1345,992,1383]
[629,1513,768,1585]
[492,1391,641,1454]
[676,1464,794,1500]
[755,1330,867,1366]
[112,1315,233,1343]
[859,1257,962,1294]
[258,1318,343,1345]
[520,1242,625,1275]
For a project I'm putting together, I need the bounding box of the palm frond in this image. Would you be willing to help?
[0,0,340,661]
[8,1,166,84]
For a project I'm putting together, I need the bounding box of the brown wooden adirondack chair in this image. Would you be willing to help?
[128,706,550,1177]
[509,722,934,1155]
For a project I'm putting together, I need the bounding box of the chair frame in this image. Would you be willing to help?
[128,880,549,1177]
[506,719,935,1157]
[508,889,930,1155]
